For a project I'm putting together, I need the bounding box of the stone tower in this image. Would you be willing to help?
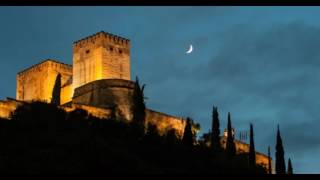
[16,59,72,103]
[72,31,131,91]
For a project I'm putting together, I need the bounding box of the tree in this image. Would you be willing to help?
[165,129,178,148]
[249,123,256,166]
[66,108,89,130]
[131,76,146,138]
[51,73,61,105]
[182,117,194,148]
[275,125,286,174]
[11,101,66,132]
[226,112,236,156]
[287,158,293,174]
[268,146,272,174]
[199,131,211,148]
[143,122,162,145]
[211,106,221,152]
[109,105,117,121]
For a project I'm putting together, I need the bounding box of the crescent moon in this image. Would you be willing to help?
[186,45,193,54]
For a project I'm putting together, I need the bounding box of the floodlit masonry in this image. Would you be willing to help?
[0,31,271,172]
[2,31,188,138]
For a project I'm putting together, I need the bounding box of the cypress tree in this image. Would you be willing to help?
[287,158,293,174]
[275,125,286,174]
[211,106,221,152]
[132,76,146,124]
[268,146,272,174]
[182,117,194,148]
[51,73,61,105]
[249,123,256,166]
[226,112,236,156]
[131,76,146,138]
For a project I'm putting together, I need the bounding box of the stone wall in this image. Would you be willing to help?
[72,79,135,120]
[6,76,188,137]
[145,109,186,137]
[62,103,187,138]
[72,31,130,90]
[62,103,112,119]
[16,59,72,103]
[61,84,73,105]
[220,136,272,173]
[0,98,24,119]
[71,78,189,136]
[0,98,271,173]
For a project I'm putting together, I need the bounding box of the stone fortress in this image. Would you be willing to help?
[0,31,271,172]
[3,31,188,137]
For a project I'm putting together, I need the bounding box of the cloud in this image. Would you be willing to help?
[1,7,319,173]
[141,21,320,173]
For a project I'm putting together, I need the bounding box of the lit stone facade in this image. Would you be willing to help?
[72,79,135,121]
[1,31,185,138]
[145,109,186,137]
[16,60,73,103]
[0,98,24,119]
[72,31,130,91]
[0,31,271,172]
[220,137,273,173]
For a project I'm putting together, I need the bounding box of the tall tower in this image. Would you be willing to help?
[72,31,131,90]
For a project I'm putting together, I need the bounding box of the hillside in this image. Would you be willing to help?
[0,101,267,174]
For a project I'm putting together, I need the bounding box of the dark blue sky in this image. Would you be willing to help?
[0,6,319,173]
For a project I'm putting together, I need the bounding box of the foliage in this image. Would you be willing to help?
[226,112,236,157]
[249,123,256,166]
[268,146,272,174]
[0,101,268,174]
[131,76,146,139]
[287,158,293,174]
[275,125,286,174]
[211,106,221,153]
[182,117,194,148]
[51,74,61,105]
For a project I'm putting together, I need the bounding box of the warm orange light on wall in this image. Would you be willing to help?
[61,84,73,105]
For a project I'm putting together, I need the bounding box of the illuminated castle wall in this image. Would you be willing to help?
[16,60,73,103]
[73,31,130,90]
[0,31,271,172]
[6,31,187,138]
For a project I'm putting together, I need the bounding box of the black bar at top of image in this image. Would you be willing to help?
[1,0,320,6]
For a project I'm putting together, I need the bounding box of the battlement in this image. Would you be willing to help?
[16,59,73,102]
[17,59,72,76]
[72,30,131,88]
[72,31,130,48]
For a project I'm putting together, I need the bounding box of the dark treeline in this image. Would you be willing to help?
[0,77,293,174]
[0,101,265,174]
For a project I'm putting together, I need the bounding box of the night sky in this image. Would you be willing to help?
[0,6,319,173]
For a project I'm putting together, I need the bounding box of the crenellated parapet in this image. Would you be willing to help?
[16,59,73,102]
[72,31,131,89]
[73,31,130,53]
[17,59,72,77]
